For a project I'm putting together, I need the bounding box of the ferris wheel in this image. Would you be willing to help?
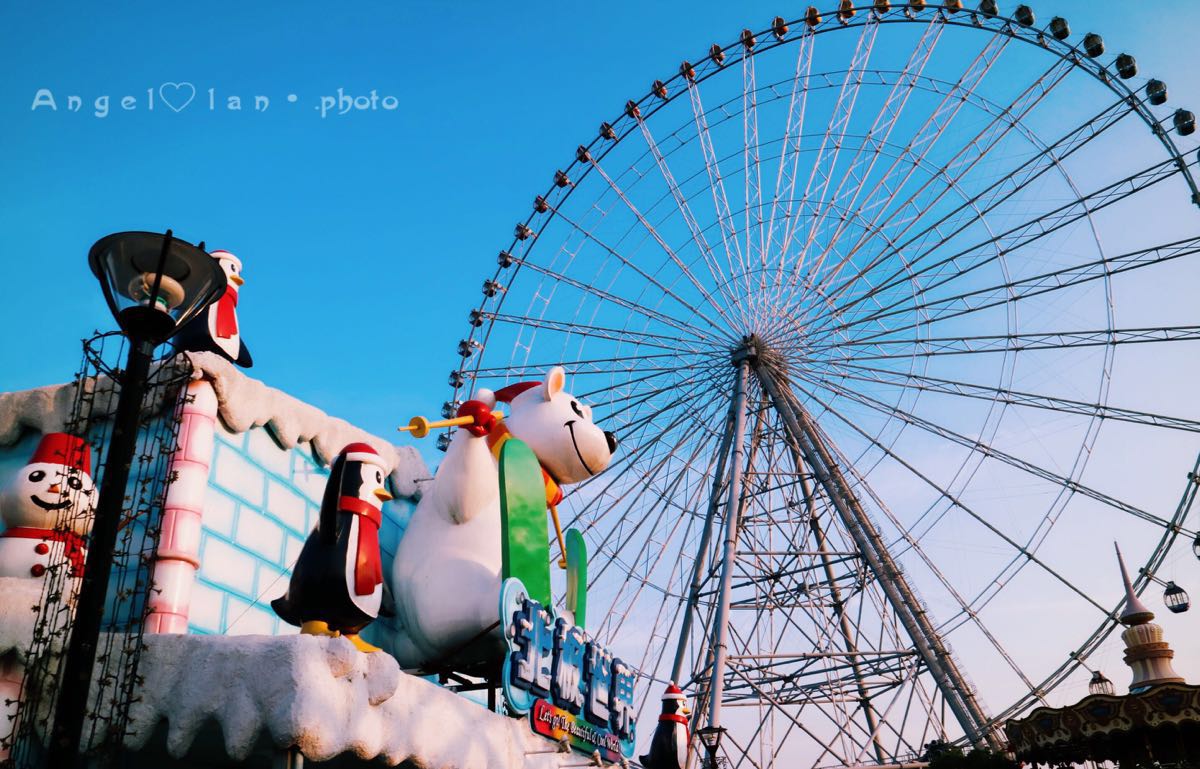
[449,2,1200,765]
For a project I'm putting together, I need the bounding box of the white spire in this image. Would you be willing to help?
[1114,542,1153,625]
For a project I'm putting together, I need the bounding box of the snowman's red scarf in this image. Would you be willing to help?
[0,526,87,576]
[486,422,563,508]
[215,286,238,339]
[337,496,383,596]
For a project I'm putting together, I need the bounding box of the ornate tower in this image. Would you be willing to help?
[1114,544,1184,692]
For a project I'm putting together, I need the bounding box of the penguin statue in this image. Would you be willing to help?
[640,682,691,769]
[272,442,393,652]
[173,249,253,367]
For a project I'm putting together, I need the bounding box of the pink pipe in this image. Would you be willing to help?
[146,379,217,634]
[0,654,22,759]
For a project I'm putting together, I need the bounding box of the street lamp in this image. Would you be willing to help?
[696,725,725,769]
[47,231,224,766]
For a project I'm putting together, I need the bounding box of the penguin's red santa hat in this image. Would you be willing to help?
[29,433,91,476]
[339,442,389,470]
[662,682,687,701]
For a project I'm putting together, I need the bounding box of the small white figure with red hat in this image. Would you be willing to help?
[174,249,253,367]
[391,366,618,672]
[640,682,691,769]
[271,442,393,652]
[0,432,95,588]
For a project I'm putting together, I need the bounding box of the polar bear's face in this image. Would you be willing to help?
[499,367,617,485]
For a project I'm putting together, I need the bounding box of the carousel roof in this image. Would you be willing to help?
[1005,682,1200,765]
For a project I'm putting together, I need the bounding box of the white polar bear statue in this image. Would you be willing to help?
[390,366,617,672]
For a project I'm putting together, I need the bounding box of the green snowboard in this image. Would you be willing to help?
[565,528,587,629]
[499,439,552,607]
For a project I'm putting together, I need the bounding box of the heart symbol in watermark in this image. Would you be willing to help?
[159,82,196,113]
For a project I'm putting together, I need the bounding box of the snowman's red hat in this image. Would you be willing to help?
[340,442,388,470]
[493,381,541,403]
[29,433,90,476]
[662,682,687,701]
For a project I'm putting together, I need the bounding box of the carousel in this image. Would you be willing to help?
[1005,547,1199,766]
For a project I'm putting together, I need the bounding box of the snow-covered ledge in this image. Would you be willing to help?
[126,634,593,769]
[0,350,428,497]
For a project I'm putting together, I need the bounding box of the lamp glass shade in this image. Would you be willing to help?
[1088,671,1115,696]
[88,231,226,342]
[696,726,724,749]
[1192,532,1200,560]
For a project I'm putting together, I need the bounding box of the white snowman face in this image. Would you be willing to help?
[503,367,618,484]
[1,462,96,535]
[213,251,244,291]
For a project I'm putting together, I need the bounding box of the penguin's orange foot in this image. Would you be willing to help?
[300,620,339,637]
[344,634,381,653]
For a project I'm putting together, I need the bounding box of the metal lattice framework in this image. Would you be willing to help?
[449,4,1200,766]
[10,334,187,766]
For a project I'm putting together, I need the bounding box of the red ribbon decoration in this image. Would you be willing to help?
[338,495,383,596]
[0,526,87,576]
[214,285,239,339]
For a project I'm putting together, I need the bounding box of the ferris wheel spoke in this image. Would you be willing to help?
[547,179,734,333]
[802,371,1181,534]
[807,323,1200,361]
[628,108,748,322]
[791,18,880,277]
[831,234,1200,339]
[810,99,1134,332]
[565,387,727,537]
[485,312,710,353]
[831,450,1048,704]
[800,15,944,286]
[742,40,766,283]
[819,154,1181,337]
[683,71,758,326]
[728,665,853,767]
[594,446,712,639]
[501,248,722,341]
[818,49,1075,288]
[830,360,1200,433]
[796,31,1013,302]
[473,355,689,379]
[789,376,1112,617]
[764,29,815,297]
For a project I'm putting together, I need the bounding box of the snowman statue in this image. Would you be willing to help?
[0,432,95,585]
[0,432,95,758]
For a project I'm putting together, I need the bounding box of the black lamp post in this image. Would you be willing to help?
[696,725,725,769]
[47,231,224,766]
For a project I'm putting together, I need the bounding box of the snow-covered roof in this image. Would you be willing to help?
[127,634,593,769]
[0,351,428,498]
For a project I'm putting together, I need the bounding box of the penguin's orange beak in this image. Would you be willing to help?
[230,274,245,286]
[374,488,393,502]
[681,704,692,717]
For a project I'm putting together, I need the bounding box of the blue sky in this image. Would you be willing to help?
[1,0,1197,456]
[4,0,1200,734]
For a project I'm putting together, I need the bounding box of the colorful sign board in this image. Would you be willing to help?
[500,578,636,759]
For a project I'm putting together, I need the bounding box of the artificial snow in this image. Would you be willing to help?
[0,351,427,498]
[0,578,52,663]
[127,634,595,768]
